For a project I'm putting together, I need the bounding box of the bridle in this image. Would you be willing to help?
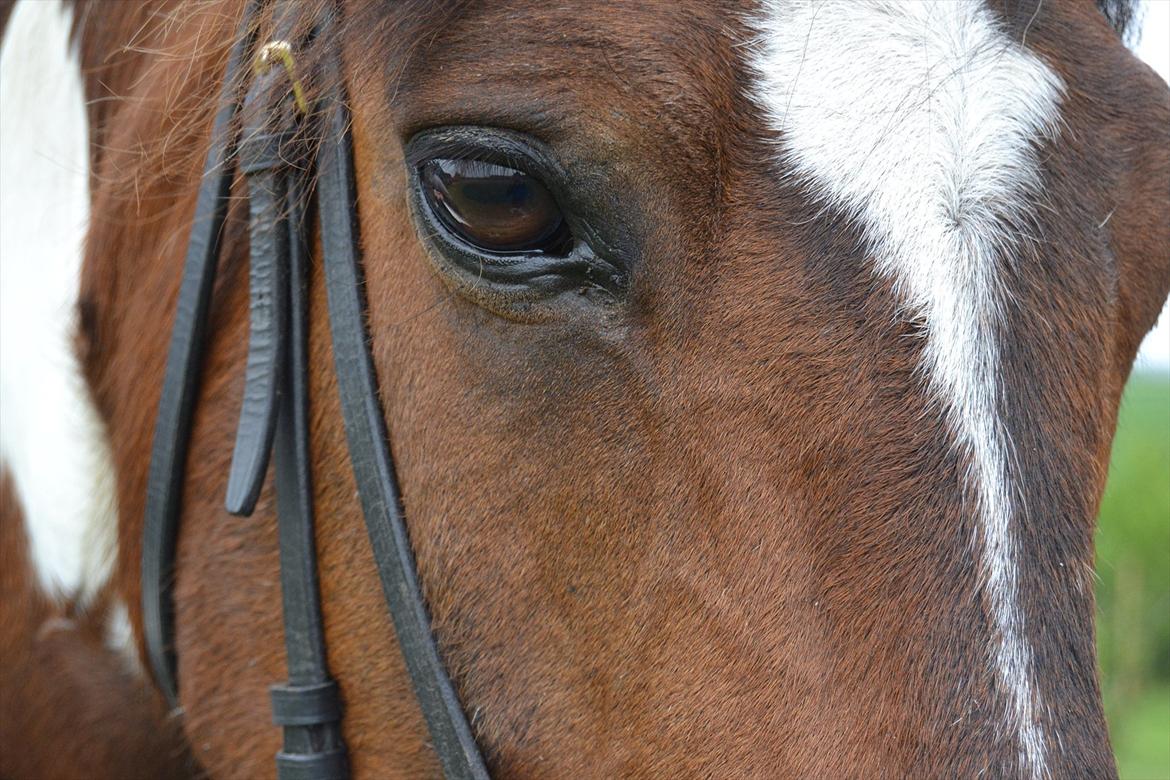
[140,1,489,778]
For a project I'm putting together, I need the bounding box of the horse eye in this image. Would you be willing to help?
[419,159,571,255]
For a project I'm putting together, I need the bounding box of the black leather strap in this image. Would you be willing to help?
[315,15,489,780]
[142,0,263,707]
[271,681,343,726]
[275,750,349,780]
[225,88,290,516]
[231,9,351,778]
[142,1,490,776]
[270,118,349,778]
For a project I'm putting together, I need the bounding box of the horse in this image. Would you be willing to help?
[1,0,1166,776]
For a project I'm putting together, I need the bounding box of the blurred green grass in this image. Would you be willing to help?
[1096,370,1170,780]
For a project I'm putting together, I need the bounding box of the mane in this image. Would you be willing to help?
[1095,0,1143,44]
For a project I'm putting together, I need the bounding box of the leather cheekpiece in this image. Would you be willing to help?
[141,1,489,777]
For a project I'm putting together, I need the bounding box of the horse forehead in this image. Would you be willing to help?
[372,1,752,138]
[379,1,1076,173]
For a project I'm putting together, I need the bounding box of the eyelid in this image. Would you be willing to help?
[404,127,568,187]
[403,126,631,310]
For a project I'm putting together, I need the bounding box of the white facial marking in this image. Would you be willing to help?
[747,1,1063,775]
[1,0,118,603]
[105,599,143,676]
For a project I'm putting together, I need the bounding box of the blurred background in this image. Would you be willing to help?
[1098,362,1168,780]
[1099,5,1169,778]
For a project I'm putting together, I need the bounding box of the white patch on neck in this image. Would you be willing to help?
[746,1,1063,776]
[105,599,143,676]
[1,0,118,604]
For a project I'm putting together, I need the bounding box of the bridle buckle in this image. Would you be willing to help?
[254,40,309,114]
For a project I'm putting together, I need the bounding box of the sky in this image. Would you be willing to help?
[1134,1,1170,370]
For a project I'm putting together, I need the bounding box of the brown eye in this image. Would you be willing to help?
[419,159,571,255]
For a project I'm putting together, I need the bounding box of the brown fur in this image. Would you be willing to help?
[2,0,1166,777]
[0,472,195,779]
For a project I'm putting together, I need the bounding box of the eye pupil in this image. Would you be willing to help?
[508,180,528,206]
[420,159,570,255]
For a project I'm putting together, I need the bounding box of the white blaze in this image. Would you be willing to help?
[0,0,118,603]
[747,1,1063,775]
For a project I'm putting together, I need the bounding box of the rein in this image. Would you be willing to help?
[140,2,489,777]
